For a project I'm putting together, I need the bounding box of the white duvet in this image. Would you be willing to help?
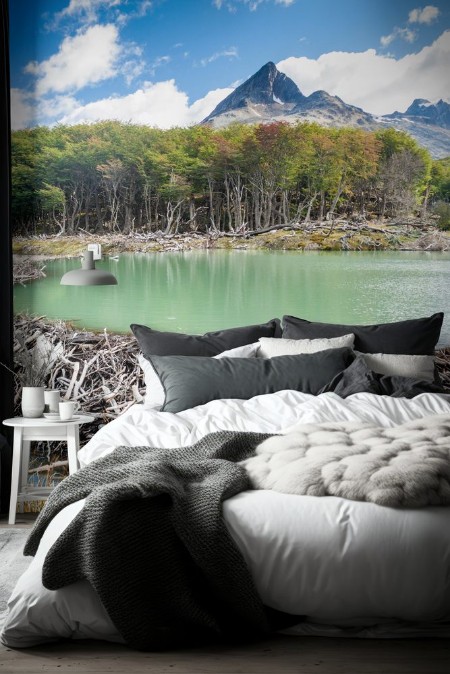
[3,390,450,647]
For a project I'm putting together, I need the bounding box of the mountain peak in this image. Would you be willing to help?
[202,61,305,123]
[200,61,450,157]
[261,61,277,72]
[385,97,450,130]
[406,98,433,113]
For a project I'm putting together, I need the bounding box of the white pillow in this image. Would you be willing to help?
[258,334,355,358]
[139,342,260,409]
[214,342,260,359]
[138,354,164,409]
[356,352,435,382]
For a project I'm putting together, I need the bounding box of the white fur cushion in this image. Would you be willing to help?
[139,342,260,409]
[241,414,450,508]
[356,352,435,382]
[258,334,355,358]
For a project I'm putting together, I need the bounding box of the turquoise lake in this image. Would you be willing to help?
[13,250,450,346]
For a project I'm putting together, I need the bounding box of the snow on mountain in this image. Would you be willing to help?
[201,63,450,158]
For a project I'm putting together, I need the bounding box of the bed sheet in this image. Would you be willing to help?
[78,390,450,467]
[3,391,450,647]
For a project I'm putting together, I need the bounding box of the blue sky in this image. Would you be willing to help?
[9,0,450,128]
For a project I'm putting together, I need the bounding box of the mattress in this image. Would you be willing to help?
[2,391,450,647]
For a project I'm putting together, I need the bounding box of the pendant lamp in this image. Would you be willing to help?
[60,247,118,286]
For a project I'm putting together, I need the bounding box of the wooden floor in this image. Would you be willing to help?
[1,515,449,674]
[1,636,449,674]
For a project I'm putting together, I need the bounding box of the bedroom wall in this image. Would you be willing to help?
[9,1,450,334]
[6,0,450,490]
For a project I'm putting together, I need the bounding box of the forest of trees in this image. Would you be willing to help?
[10,120,450,236]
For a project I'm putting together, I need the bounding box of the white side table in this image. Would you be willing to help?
[2,415,93,525]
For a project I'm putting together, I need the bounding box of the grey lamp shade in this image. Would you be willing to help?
[60,268,118,286]
[60,250,118,286]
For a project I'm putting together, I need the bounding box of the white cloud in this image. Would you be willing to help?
[408,5,440,24]
[45,80,234,128]
[200,47,238,66]
[37,95,80,119]
[134,1,153,17]
[57,81,188,127]
[56,0,122,25]
[184,87,235,124]
[277,30,450,116]
[10,89,34,130]
[380,27,417,47]
[116,1,153,26]
[150,55,171,73]
[11,90,80,130]
[27,24,121,96]
[120,44,146,84]
[122,60,145,85]
[61,0,120,14]
[214,0,295,10]
[381,5,440,48]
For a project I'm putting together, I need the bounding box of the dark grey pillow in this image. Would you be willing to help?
[322,355,445,399]
[131,319,281,358]
[147,347,355,413]
[281,313,443,355]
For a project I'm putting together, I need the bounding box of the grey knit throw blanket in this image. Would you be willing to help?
[24,431,292,651]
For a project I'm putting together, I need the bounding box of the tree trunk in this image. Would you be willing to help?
[421,184,430,219]
[304,192,318,223]
[95,192,103,231]
[207,177,217,232]
[326,176,344,220]
[319,191,325,221]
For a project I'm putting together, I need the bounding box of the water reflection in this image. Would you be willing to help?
[13,250,450,346]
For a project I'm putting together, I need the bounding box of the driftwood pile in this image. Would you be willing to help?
[407,231,450,251]
[13,257,46,285]
[436,348,450,389]
[13,231,217,256]
[13,315,145,487]
[14,219,449,256]
[13,315,144,423]
[11,314,450,493]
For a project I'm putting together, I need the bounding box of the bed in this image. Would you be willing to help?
[2,313,450,648]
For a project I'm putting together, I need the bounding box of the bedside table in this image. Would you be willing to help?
[2,415,93,525]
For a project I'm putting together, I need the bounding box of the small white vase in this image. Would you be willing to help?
[21,386,45,418]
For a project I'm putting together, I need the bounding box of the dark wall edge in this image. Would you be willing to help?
[0,0,13,513]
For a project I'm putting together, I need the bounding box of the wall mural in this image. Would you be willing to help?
[8,0,450,493]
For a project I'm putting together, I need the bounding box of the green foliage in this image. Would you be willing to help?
[38,183,65,212]
[375,128,433,214]
[431,158,450,201]
[10,120,440,234]
[433,201,450,230]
